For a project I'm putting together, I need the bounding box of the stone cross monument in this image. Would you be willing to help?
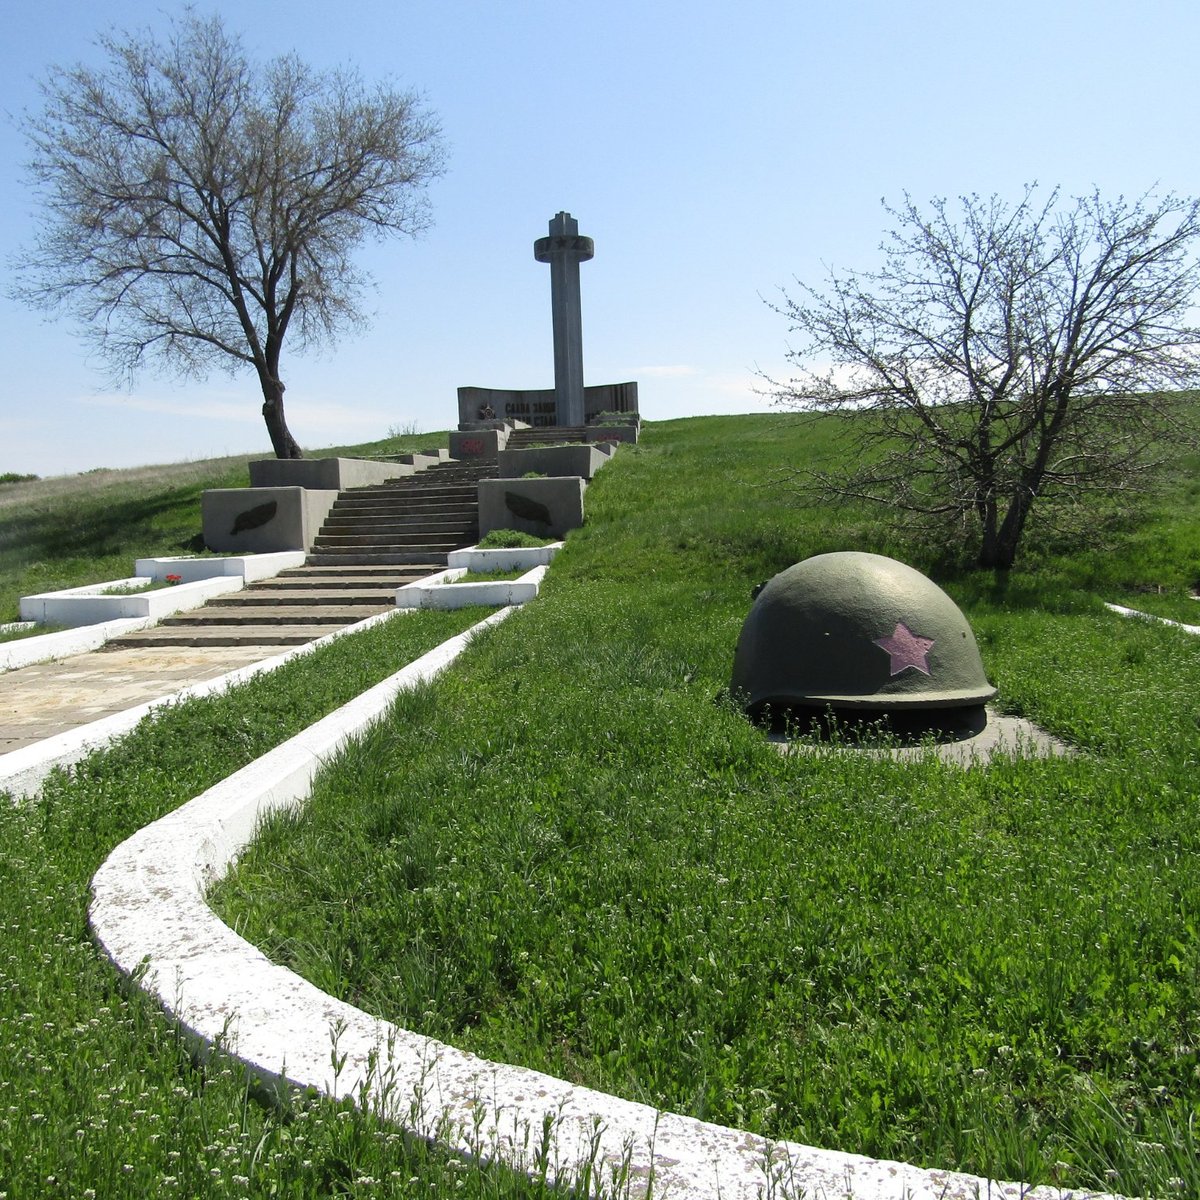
[534,211,594,427]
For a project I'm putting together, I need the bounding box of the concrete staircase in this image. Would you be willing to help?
[308,459,498,565]
[106,456,501,649]
[111,563,445,648]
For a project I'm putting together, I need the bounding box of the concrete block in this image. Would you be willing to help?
[456,420,518,433]
[478,478,585,539]
[202,487,338,553]
[586,423,639,444]
[496,445,609,481]
[248,457,408,490]
[390,449,448,469]
[395,566,547,609]
[449,428,507,460]
[446,543,563,572]
[20,576,242,627]
[134,552,306,583]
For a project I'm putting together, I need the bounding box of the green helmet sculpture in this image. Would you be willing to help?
[731,551,996,724]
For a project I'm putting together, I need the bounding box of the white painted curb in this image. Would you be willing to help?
[88,613,1105,1200]
[1105,602,1200,634]
[446,542,563,572]
[396,566,547,610]
[135,551,307,583]
[0,615,159,674]
[21,575,243,627]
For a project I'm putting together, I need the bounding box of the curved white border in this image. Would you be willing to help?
[89,609,1112,1200]
[1105,603,1200,635]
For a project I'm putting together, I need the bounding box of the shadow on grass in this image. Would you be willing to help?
[0,485,209,563]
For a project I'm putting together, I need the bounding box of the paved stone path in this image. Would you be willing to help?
[0,644,283,754]
[0,561,450,757]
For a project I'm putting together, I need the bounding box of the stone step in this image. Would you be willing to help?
[111,625,343,648]
[217,589,397,606]
[327,496,479,511]
[330,492,479,506]
[267,571,441,586]
[312,531,476,549]
[248,573,427,588]
[321,511,477,529]
[362,465,493,481]
[160,605,384,626]
[334,487,481,505]
[305,457,486,573]
[306,551,455,566]
[316,518,480,537]
[365,472,491,484]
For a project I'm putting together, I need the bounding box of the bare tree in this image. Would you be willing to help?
[13,12,445,458]
[771,188,1200,568]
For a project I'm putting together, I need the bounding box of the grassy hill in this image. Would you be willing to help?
[3,412,1200,1197]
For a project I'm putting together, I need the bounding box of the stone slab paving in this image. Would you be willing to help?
[0,644,283,754]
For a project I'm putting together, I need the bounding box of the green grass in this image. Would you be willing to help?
[0,622,66,644]
[211,414,1200,1197]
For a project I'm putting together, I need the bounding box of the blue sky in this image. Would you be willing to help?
[1,0,1197,476]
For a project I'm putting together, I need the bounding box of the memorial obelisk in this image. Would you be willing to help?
[534,211,594,427]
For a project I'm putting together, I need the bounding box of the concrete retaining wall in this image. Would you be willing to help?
[395,566,547,609]
[586,423,639,444]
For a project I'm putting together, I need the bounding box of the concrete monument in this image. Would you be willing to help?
[534,211,594,427]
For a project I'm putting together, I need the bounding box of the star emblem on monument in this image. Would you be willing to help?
[874,622,934,676]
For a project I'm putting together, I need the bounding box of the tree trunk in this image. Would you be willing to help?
[977,489,1032,569]
[259,376,303,459]
[977,528,1015,570]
